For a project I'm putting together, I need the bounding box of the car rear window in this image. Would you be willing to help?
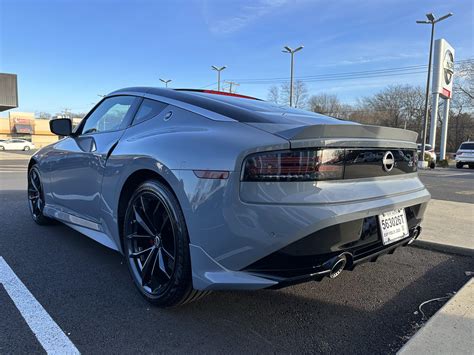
[460,143,474,150]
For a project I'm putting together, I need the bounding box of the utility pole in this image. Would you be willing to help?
[159,78,172,88]
[282,45,303,107]
[416,12,453,166]
[224,81,240,93]
[211,66,227,91]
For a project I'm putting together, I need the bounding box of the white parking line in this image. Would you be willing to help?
[0,257,80,354]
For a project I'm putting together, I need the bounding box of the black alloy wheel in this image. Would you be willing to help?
[27,166,54,225]
[123,180,207,307]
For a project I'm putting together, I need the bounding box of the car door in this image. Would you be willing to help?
[47,95,141,225]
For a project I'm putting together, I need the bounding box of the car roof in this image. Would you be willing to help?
[108,87,339,124]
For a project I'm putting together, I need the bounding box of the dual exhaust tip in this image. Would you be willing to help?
[324,226,422,279]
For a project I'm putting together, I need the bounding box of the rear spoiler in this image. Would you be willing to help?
[275,124,418,149]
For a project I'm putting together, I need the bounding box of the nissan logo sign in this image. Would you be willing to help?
[443,50,454,85]
[382,151,395,172]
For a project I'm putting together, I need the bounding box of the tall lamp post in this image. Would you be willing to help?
[159,78,172,88]
[211,66,227,91]
[282,45,303,107]
[416,12,452,165]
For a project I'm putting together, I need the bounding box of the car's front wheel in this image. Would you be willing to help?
[123,180,207,307]
[24,145,30,151]
[456,162,464,169]
[27,166,55,225]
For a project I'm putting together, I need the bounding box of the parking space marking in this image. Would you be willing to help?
[0,257,80,354]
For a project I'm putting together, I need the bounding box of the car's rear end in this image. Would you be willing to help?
[234,123,428,288]
[455,142,474,168]
[177,99,430,290]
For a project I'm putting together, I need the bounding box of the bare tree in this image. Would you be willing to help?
[308,93,352,119]
[267,80,308,108]
[36,112,51,119]
[267,85,280,104]
[454,61,474,100]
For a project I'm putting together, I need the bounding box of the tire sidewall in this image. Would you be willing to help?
[122,180,192,306]
[27,166,51,225]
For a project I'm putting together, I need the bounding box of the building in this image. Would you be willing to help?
[0,113,84,148]
[0,112,59,147]
[0,73,18,112]
[0,73,85,148]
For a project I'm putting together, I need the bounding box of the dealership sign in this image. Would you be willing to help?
[432,39,455,99]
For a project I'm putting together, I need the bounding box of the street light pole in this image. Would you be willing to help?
[211,66,227,91]
[416,12,452,165]
[159,78,172,88]
[282,45,303,107]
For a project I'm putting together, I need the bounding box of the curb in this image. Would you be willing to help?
[412,240,474,257]
[398,278,474,354]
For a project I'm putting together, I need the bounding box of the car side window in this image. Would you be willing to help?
[80,96,136,135]
[132,99,168,125]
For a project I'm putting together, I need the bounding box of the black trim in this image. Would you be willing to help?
[265,232,418,289]
[243,204,424,282]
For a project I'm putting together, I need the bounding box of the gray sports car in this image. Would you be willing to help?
[28,88,430,307]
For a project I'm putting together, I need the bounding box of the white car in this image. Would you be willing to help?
[417,143,437,162]
[0,139,36,151]
[455,141,474,169]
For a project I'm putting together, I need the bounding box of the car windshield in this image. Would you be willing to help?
[459,143,474,150]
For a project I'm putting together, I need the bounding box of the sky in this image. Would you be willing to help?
[0,0,472,116]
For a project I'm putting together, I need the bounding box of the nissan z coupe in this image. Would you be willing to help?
[28,88,430,307]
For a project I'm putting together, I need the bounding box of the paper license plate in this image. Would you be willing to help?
[378,208,409,245]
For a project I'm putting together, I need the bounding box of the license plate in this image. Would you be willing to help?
[378,208,409,245]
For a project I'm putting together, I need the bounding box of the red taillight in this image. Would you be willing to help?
[242,149,344,182]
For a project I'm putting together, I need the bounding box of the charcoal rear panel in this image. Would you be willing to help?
[344,149,417,179]
[244,204,424,278]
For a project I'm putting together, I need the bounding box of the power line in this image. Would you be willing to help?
[226,58,474,84]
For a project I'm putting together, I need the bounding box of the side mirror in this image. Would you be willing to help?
[50,118,72,136]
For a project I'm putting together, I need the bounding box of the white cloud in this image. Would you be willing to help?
[202,0,290,35]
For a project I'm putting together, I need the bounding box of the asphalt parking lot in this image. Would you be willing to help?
[1,151,473,354]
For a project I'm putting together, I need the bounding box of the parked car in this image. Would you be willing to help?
[0,139,35,151]
[417,143,437,162]
[455,141,474,169]
[28,88,430,307]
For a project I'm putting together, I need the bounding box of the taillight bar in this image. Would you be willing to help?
[241,148,417,182]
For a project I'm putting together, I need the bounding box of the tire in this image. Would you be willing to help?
[0,146,4,151]
[24,146,30,151]
[122,180,207,307]
[456,162,464,169]
[469,164,474,169]
[27,166,55,225]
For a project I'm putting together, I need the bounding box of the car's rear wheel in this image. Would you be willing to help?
[0,146,4,151]
[24,145,30,151]
[123,180,207,307]
[27,166,55,225]
[456,162,464,169]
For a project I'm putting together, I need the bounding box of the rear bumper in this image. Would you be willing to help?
[244,213,424,289]
[455,156,474,163]
[174,169,431,291]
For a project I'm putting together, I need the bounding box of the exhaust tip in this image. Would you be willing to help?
[329,255,347,279]
[408,226,422,245]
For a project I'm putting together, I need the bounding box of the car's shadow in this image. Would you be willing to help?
[1,190,471,354]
